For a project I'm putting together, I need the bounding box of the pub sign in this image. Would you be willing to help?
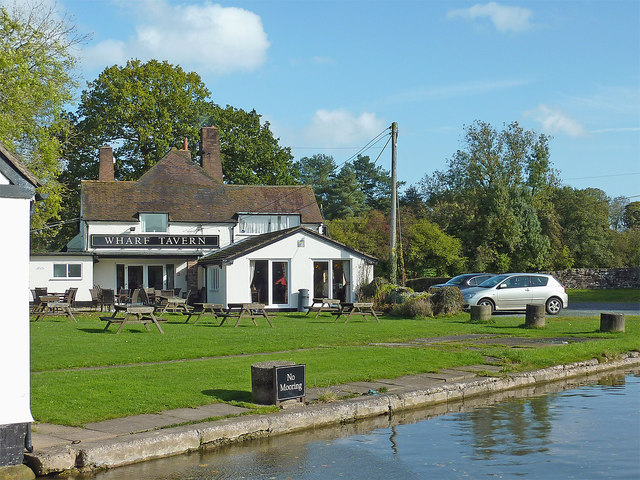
[91,234,219,249]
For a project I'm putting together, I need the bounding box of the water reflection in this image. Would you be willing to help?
[49,369,639,480]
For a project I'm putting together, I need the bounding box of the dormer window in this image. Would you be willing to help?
[238,214,300,235]
[140,213,168,233]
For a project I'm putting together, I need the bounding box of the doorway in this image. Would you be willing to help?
[250,260,268,303]
[127,266,143,290]
[313,261,329,298]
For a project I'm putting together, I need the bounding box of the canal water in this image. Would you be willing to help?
[54,369,640,480]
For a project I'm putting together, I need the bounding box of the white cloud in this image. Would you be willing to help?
[448,2,533,33]
[82,0,269,74]
[525,105,588,137]
[302,109,386,147]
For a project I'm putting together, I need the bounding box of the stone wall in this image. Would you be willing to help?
[407,267,640,291]
[542,267,640,289]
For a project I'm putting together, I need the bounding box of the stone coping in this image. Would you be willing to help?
[23,353,640,477]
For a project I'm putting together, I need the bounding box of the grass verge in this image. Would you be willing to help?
[568,288,640,303]
[30,312,640,426]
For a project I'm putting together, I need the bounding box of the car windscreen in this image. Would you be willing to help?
[446,274,470,286]
[478,274,508,288]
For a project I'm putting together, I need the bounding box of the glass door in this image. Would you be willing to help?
[148,265,164,290]
[313,261,329,298]
[250,260,268,303]
[332,260,350,302]
[127,266,143,290]
[272,261,289,305]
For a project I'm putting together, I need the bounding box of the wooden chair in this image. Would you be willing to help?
[31,288,48,314]
[89,288,101,311]
[100,289,115,311]
[117,288,130,304]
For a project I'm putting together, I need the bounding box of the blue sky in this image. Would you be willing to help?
[28,1,640,198]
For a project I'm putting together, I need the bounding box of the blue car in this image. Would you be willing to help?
[429,273,495,292]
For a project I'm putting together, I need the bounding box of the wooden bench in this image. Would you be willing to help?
[219,303,273,328]
[333,302,379,323]
[183,303,224,324]
[101,305,165,334]
[305,298,341,318]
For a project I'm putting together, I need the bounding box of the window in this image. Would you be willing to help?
[239,215,300,234]
[53,263,81,278]
[209,266,220,292]
[503,276,530,289]
[529,276,548,287]
[140,213,168,232]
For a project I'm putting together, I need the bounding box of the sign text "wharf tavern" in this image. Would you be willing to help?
[91,235,220,249]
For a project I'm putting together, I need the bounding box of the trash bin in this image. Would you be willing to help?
[298,288,309,312]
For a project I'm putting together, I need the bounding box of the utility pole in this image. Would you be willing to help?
[389,122,398,284]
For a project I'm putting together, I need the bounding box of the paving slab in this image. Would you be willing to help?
[378,373,447,390]
[452,364,504,373]
[160,403,248,421]
[85,413,181,435]
[31,424,117,449]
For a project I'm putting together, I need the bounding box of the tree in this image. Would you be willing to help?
[403,217,466,277]
[0,1,87,251]
[204,105,298,185]
[623,201,640,230]
[552,187,613,267]
[322,163,368,219]
[73,59,211,180]
[420,121,555,272]
[609,196,629,231]
[295,153,336,210]
[352,154,392,211]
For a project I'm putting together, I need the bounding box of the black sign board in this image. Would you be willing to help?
[274,364,306,401]
[91,234,219,249]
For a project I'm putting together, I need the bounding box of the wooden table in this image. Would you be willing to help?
[305,298,341,318]
[333,302,379,323]
[32,295,76,322]
[183,303,224,324]
[157,295,190,314]
[101,305,165,334]
[219,303,273,328]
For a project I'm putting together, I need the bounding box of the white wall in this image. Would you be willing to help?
[29,255,94,302]
[0,197,33,424]
[213,231,374,308]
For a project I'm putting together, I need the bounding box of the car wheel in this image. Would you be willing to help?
[545,297,562,315]
[477,298,495,313]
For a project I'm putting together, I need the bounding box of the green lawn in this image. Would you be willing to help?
[30,311,640,426]
[568,288,640,303]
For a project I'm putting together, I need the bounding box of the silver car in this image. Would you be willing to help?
[462,273,568,315]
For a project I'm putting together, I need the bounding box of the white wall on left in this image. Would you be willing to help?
[0,197,33,424]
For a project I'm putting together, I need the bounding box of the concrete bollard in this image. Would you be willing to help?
[470,305,492,322]
[525,304,545,328]
[600,312,625,332]
[251,360,295,404]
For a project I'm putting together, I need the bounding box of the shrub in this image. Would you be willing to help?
[359,277,414,310]
[431,286,463,315]
[390,294,433,318]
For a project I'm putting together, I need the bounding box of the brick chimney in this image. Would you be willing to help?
[98,146,114,181]
[200,126,223,182]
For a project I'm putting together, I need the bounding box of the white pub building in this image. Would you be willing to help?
[31,127,376,308]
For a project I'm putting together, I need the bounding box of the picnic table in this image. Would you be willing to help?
[333,302,379,323]
[32,294,76,322]
[157,294,190,314]
[183,303,224,324]
[305,297,341,318]
[101,305,165,334]
[219,303,273,328]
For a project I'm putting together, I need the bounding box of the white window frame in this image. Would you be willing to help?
[140,213,168,233]
[53,263,82,279]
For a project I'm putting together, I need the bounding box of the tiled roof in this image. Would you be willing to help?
[0,141,41,187]
[199,226,377,264]
[81,149,323,223]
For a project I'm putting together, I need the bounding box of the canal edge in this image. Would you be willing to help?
[23,353,640,477]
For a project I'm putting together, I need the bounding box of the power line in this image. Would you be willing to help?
[566,172,640,180]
